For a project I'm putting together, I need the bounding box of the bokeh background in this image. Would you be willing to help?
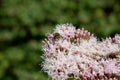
[0,0,120,80]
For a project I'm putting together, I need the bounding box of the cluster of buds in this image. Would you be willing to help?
[42,24,120,80]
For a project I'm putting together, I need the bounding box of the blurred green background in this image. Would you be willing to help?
[0,0,120,80]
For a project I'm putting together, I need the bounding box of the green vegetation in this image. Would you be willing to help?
[0,0,120,80]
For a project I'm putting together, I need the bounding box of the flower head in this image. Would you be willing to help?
[42,24,120,80]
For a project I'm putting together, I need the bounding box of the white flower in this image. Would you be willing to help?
[42,24,120,80]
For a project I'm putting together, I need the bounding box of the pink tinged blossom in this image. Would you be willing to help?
[113,34,120,44]
[101,59,120,76]
[75,28,93,39]
[42,24,120,80]
[57,39,72,51]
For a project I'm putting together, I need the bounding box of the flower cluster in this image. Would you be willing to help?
[42,24,120,80]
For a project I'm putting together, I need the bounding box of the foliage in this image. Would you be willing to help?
[0,0,120,80]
